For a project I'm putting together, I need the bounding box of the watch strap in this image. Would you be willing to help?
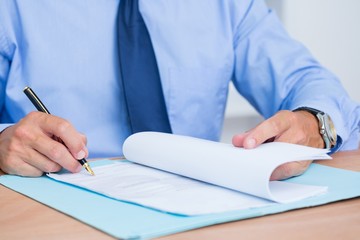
[293,107,324,116]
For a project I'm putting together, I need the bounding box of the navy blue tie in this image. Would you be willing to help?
[118,0,172,134]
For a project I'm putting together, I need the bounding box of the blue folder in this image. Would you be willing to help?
[1,160,359,239]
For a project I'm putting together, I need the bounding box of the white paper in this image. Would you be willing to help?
[48,132,330,215]
[49,162,273,215]
[123,132,330,202]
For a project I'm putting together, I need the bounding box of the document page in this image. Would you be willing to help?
[123,132,330,202]
[48,132,330,215]
[49,161,273,215]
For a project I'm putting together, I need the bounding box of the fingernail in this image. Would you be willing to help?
[246,138,256,148]
[76,150,86,160]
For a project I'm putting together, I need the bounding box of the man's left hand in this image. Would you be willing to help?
[232,110,324,180]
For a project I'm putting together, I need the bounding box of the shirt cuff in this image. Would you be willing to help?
[0,124,13,133]
[329,136,343,154]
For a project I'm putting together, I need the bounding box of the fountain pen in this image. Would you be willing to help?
[23,86,95,176]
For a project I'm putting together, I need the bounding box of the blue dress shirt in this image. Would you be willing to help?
[0,0,359,158]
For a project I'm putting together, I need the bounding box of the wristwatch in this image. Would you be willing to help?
[294,107,337,149]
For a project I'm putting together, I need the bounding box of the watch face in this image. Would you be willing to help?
[324,114,337,145]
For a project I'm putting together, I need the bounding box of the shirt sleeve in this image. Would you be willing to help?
[0,18,14,131]
[232,0,360,151]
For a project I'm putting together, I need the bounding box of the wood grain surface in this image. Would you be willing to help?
[1,150,359,240]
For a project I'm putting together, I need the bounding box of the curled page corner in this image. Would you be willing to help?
[123,132,330,202]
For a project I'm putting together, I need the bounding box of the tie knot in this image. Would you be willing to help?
[119,0,144,27]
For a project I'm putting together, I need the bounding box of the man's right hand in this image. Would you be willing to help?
[0,112,88,177]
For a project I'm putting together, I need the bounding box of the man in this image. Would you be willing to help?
[0,0,359,179]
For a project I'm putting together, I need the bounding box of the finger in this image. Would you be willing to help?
[29,132,82,173]
[1,157,44,177]
[232,131,251,147]
[41,115,88,159]
[23,148,62,173]
[243,111,292,149]
[270,160,312,180]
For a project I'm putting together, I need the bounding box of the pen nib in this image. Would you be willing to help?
[83,162,95,176]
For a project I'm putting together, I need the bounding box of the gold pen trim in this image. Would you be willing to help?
[83,162,95,176]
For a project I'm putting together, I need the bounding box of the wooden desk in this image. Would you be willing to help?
[1,150,359,240]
